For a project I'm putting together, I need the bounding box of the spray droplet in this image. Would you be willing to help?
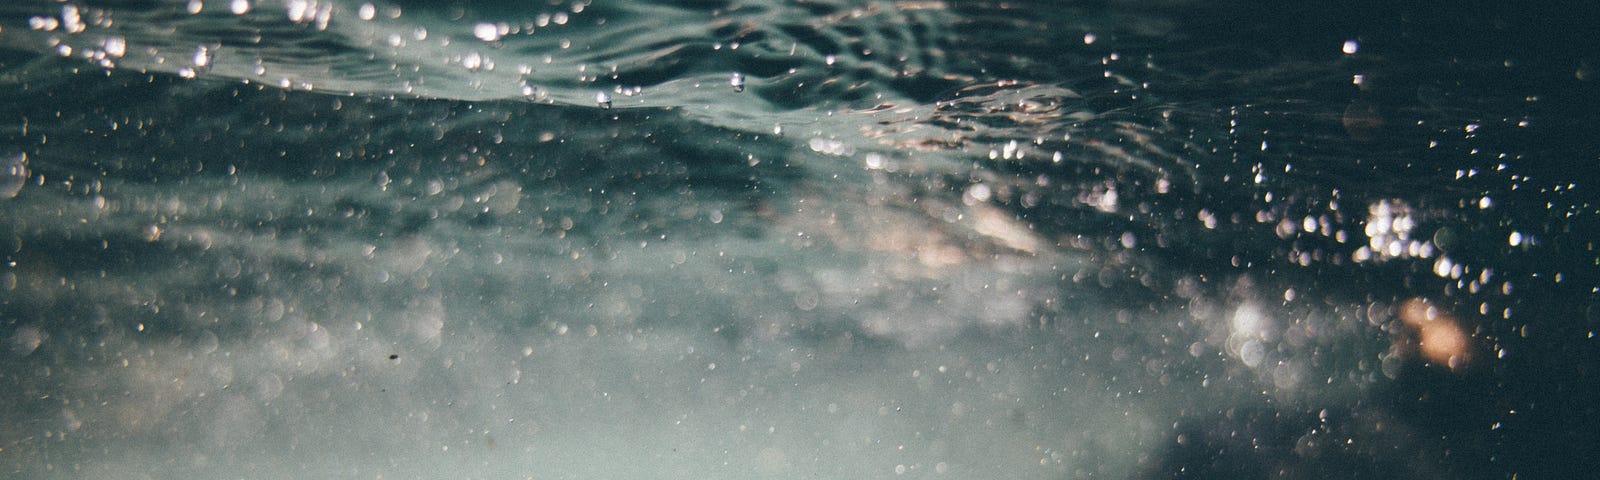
[596,91,612,109]
[730,72,745,92]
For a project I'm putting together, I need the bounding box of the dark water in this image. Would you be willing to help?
[1,0,1597,478]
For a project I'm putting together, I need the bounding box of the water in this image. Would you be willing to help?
[1,1,1597,478]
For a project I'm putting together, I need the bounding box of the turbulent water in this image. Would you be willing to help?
[1,0,1597,478]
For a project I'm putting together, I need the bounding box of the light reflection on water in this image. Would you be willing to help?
[1,0,1597,478]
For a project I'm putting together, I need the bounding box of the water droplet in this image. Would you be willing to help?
[1342,40,1359,54]
[0,153,27,199]
[1239,339,1265,368]
[8,325,44,356]
[60,4,85,34]
[864,153,886,170]
[462,51,483,70]
[595,91,612,109]
[730,72,745,92]
[102,37,127,58]
[193,46,212,69]
[27,16,59,31]
[963,183,991,204]
[230,0,250,15]
[474,22,502,42]
[521,84,546,101]
[287,0,310,22]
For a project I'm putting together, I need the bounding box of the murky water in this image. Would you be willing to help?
[2,1,1597,478]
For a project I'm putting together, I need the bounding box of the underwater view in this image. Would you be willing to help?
[1,0,1597,478]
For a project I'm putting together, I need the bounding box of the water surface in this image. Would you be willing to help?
[2,1,1597,478]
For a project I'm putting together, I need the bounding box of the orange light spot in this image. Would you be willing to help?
[1399,298,1471,370]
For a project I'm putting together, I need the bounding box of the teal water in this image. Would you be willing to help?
[1,1,1596,478]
